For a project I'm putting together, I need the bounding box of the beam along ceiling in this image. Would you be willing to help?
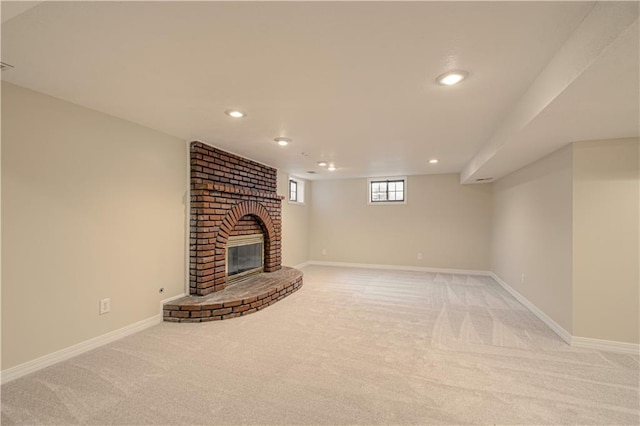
[2,1,638,181]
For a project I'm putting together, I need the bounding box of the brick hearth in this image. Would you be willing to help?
[164,267,302,322]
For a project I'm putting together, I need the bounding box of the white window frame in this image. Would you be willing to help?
[367,176,407,205]
[288,176,306,205]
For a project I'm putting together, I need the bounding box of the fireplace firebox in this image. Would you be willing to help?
[226,234,264,281]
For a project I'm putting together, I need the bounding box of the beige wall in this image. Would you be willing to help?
[277,172,311,267]
[1,83,188,369]
[573,138,639,344]
[309,174,492,270]
[492,145,574,332]
[493,139,640,344]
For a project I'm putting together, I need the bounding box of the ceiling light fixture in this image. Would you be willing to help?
[274,137,291,146]
[429,159,439,164]
[225,109,246,118]
[327,164,336,171]
[436,70,468,86]
[317,161,328,167]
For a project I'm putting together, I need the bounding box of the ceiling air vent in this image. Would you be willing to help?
[1,62,15,71]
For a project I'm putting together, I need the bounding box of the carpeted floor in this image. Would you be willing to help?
[2,265,639,425]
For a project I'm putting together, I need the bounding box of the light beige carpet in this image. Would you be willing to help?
[2,265,639,425]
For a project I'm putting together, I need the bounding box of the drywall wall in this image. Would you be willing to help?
[309,174,492,270]
[277,172,310,267]
[492,145,573,333]
[573,138,639,344]
[0,81,3,373]
[1,83,187,369]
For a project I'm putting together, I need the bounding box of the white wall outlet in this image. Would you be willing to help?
[99,298,111,315]
[521,273,525,284]
[417,252,423,261]
[321,248,327,256]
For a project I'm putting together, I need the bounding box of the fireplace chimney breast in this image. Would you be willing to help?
[190,142,282,296]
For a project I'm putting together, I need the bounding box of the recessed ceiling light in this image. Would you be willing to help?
[225,109,246,118]
[327,164,336,171]
[274,137,291,146]
[317,161,328,167]
[436,70,469,86]
[429,159,439,164]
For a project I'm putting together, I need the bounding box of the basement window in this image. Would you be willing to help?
[289,176,305,204]
[368,177,407,204]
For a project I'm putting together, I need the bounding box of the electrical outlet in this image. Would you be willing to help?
[417,252,423,261]
[99,298,111,315]
[322,248,327,256]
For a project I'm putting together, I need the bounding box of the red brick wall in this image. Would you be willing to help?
[191,142,276,192]
[229,216,263,237]
[190,142,282,296]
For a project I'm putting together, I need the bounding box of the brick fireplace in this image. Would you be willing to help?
[164,142,302,323]
[190,141,282,296]
[164,142,302,322]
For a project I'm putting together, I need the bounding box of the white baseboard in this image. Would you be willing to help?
[491,274,639,354]
[572,336,639,355]
[1,293,187,385]
[310,263,640,352]
[490,273,640,354]
[490,272,572,344]
[307,260,492,276]
[3,269,636,385]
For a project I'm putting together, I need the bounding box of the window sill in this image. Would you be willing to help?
[367,201,407,205]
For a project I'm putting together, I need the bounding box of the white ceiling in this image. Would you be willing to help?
[2,1,638,182]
